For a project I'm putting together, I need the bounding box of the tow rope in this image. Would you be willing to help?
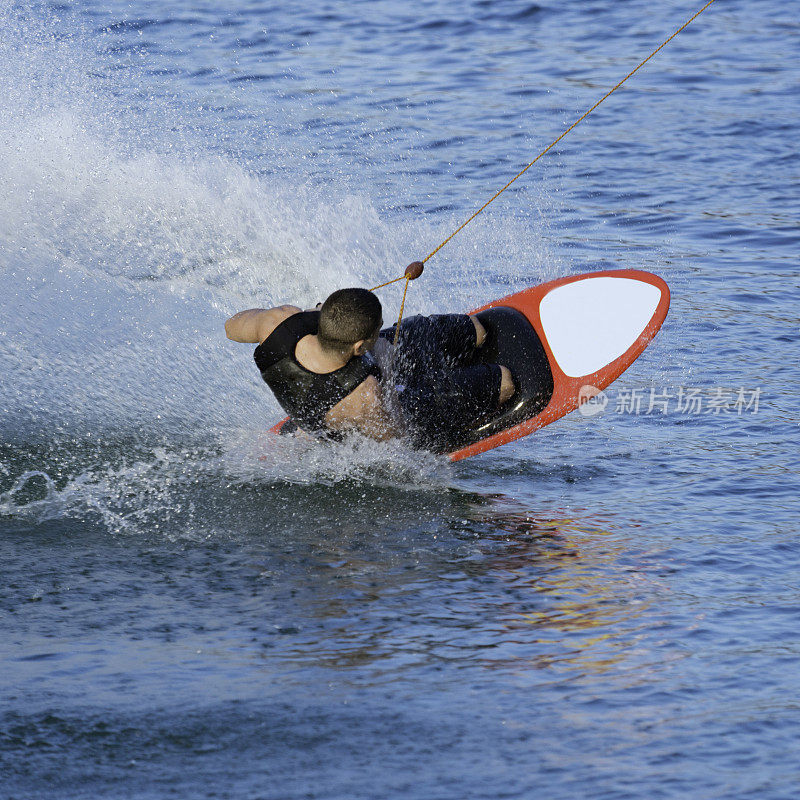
[371,0,717,341]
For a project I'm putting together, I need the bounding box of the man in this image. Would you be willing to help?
[225,288,515,448]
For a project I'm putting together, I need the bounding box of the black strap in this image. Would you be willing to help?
[254,311,380,432]
[254,311,319,373]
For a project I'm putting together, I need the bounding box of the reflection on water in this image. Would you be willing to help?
[473,506,660,675]
[241,494,669,682]
[2,427,682,698]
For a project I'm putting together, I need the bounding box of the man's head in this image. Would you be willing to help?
[318,288,382,356]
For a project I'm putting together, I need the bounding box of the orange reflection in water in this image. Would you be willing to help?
[462,498,672,677]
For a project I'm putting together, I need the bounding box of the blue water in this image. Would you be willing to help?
[1,0,799,797]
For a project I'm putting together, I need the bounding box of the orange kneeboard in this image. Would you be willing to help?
[269,269,670,461]
[450,268,670,460]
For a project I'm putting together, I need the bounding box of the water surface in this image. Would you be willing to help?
[1,1,799,797]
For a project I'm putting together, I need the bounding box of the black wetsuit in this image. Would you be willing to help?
[383,314,502,450]
[254,311,379,434]
[255,311,501,449]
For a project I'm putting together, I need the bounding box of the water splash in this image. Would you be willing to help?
[0,2,557,523]
[0,431,453,538]
[0,5,398,444]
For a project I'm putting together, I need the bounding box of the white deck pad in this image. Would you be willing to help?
[538,277,663,378]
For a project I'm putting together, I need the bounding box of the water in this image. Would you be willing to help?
[1,0,798,797]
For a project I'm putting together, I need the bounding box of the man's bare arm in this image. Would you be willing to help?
[224,305,301,344]
[325,376,399,442]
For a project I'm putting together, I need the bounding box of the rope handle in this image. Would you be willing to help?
[370,262,424,342]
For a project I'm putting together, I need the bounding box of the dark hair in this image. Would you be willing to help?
[318,288,382,349]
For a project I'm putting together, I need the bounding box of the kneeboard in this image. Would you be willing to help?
[270,269,669,461]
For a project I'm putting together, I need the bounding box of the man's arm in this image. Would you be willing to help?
[325,376,399,442]
[224,305,302,344]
